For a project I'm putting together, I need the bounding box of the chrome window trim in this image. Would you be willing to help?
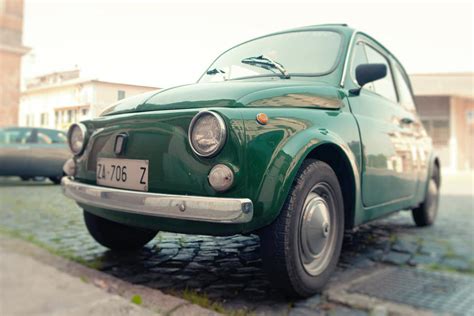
[62,177,253,224]
[340,30,357,87]
[188,110,227,158]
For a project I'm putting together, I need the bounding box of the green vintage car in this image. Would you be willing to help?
[62,24,440,297]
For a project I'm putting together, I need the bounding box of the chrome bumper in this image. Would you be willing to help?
[61,177,253,223]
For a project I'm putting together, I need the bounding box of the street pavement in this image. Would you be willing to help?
[0,172,472,315]
[0,243,156,316]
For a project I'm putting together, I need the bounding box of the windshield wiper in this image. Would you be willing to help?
[206,68,226,75]
[241,55,290,79]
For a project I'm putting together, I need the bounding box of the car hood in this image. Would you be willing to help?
[101,80,344,116]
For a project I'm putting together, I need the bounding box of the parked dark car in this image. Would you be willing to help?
[0,127,70,184]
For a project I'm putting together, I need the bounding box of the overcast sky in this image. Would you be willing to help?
[22,0,473,89]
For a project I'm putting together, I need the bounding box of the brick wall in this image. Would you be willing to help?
[0,0,26,127]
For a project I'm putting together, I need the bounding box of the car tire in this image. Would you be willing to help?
[83,210,158,250]
[412,165,440,227]
[258,159,344,297]
[20,176,30,181]
[49,176,62,185]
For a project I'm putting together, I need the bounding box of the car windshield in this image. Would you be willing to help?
[199,30,342,82]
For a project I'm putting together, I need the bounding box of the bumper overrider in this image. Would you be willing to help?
[61,177,253,224]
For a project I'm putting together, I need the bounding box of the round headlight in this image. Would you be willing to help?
[188,111,226,157]
[67,123,87,155]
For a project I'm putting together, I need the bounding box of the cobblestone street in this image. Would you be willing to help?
[0,173,473,315]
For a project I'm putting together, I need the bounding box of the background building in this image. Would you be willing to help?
[411,73,474,171]
[19,69,159,130]
[0,0,29,127]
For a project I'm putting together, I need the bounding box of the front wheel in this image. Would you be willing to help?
[259,160,344,297]
[84,210,158,250]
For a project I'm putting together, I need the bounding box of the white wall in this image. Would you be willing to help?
[19,81,158,130]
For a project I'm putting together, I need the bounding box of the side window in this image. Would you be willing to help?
[37,132,53,144]
[350,42,374,91]
[37,130,67,144]
[0,129,33,144]
[364,45,397,102]
[393,65,416,110]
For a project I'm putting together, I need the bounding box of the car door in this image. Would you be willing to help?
[28,129,69,177]
[392,61,427,193]
[0,128,33,176]
[347,37,417,207]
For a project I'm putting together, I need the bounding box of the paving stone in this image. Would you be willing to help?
[382,252,411,265]
[156,243,179,249]
[420,242,448,256]
[391,239,418,254]
[441,258,471,271]
[294,294,321,309]
[149,267,181,274]
[366,249,384,262]
[173,252,196,261]
[408,254,440,266]
[289,306,323,316]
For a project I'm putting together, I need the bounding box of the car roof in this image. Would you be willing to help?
[0,127,66,133]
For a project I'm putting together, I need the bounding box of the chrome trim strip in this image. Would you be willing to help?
[62,177,253,224]
[339,31,357,88]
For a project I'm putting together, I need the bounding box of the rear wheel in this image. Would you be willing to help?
[49,176,62,185]
[258,160,344,297]
[84,210,158,250]
[412,165,440,227]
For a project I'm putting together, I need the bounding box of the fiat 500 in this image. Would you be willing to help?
[62,24,440,297]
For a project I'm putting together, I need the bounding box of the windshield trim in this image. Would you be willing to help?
[198,28,345,83]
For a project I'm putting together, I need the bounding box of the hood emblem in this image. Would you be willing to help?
[114,133,128,155]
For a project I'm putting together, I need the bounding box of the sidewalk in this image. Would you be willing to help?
[0,245,157,316]
[0,236,219,316]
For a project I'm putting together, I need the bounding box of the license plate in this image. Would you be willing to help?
[96,158,149,191]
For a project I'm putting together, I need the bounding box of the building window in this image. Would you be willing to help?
[40,113,49,126]
[422,119,450,146]
[117,90,126,100]
[26,114,35,126]
[67,110,72,123]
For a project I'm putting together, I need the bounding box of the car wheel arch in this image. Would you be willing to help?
[256,137,359,231]
[304,143,357,229]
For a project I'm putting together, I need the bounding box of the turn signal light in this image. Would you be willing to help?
[256,113,268,125]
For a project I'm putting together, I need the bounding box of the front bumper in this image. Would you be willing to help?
[61,177,253,224]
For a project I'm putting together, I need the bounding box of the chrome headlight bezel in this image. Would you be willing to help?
[188,111,227,158]
[67,123,87,156]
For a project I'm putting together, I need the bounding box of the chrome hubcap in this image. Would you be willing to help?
[299,189,335,276]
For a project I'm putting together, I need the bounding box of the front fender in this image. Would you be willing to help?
[241,108,361,231]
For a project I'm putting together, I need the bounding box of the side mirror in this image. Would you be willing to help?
[350,63,387,95]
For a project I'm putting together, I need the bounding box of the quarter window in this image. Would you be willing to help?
[364,45,397,103]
